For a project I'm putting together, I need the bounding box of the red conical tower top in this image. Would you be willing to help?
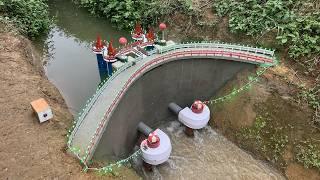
[95,35,104,50]
[107,40,116,57]
[134,23,143,36]
[146,27,155,42]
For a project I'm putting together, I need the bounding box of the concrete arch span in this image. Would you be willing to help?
[93,58,254,160]
[69,44,275,163]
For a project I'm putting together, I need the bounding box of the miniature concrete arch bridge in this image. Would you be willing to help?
[69,42,276,163]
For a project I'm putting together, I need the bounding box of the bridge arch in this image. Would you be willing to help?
[69,43,275,163]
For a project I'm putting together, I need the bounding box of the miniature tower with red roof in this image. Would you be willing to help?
[131,22,144,41]
[92,35,109,81]
[146,27,155,42]
[103,40,117,76]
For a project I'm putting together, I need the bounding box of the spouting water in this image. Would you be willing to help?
[133,119,284,180]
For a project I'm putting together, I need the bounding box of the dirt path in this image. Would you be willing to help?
[0,30,138,179]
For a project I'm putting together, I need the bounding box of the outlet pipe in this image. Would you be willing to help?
[168,102,182,115]
[137,122,153,136]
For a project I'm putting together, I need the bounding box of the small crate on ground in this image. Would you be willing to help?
[30,98,53,123]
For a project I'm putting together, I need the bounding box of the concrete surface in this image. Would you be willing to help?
[93,58,254,160]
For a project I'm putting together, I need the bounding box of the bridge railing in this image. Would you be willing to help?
[69,56,144,146]
[158,42,275,57]
[83,47,278,162]
[69,42,276,147]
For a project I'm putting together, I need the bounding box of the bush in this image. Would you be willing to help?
[0,0,51,37]
[73,0,148,29]
[73,0,197,29]
[213,0,320,59]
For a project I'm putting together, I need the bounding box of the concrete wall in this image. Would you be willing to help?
[93,58,254,161]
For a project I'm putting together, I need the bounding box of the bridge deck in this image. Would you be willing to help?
[69,43,276,162]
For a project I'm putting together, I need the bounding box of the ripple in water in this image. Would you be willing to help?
[133,120,285,180]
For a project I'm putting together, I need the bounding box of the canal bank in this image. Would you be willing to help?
[0,0,316,177]
[0,23,139,179]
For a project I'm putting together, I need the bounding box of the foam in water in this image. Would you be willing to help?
[132,120,284,180]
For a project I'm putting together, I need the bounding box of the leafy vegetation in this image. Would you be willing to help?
[238,114,288,164]
[0,0,51,37]
[73,0,149,28]
[277,12,320,59]
[73,0,197,29]
[213,0,319,61]
[213,0,319,125]
[295,141,320,169]
[298,84,320,124]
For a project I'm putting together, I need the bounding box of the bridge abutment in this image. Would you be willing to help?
[93,58,254,160]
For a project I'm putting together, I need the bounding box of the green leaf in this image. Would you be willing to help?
[281,38,288,44]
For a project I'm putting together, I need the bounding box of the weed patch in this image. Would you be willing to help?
[295,141,320,169]
[238,114,288,164]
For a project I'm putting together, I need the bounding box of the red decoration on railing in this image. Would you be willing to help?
[159,23,167,31]
[159,23,167,41]
[119,37,128,46]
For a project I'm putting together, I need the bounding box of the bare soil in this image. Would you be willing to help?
[210,65,320,179]
[0,28,138,179]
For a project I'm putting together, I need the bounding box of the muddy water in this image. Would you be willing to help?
[133,119,285,180]
[35,0,129,115]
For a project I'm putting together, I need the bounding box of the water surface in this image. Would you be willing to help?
[134,120,285,180]
[36,0,129,114]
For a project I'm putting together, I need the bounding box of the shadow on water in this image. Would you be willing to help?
[34,0,130,115]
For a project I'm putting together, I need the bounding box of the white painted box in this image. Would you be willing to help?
[30,98,53,123]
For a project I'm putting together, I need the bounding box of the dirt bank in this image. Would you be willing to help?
[210,65,320,179]
[0,25,138,179]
